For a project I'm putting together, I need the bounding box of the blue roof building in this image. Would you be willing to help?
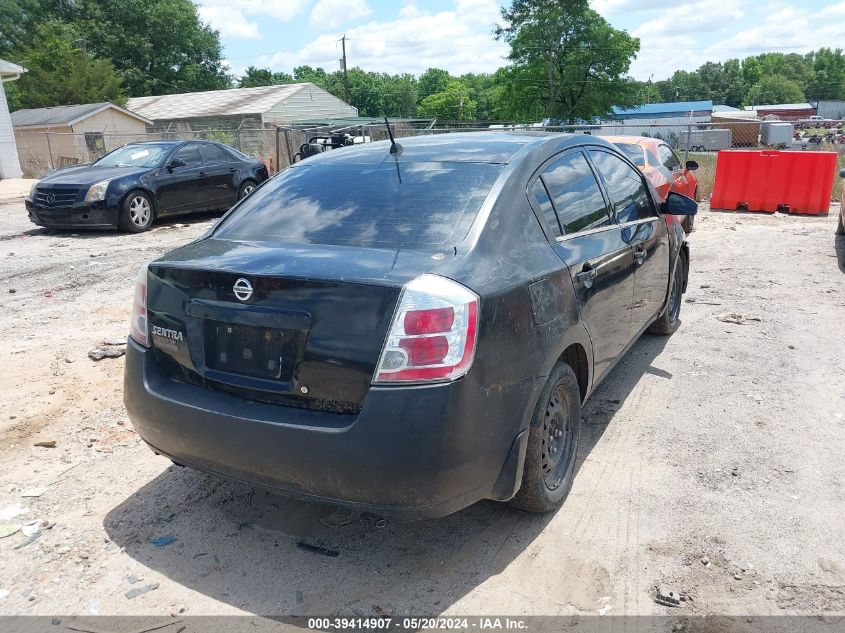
[610,100,713,120]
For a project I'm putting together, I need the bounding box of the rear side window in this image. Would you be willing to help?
[529,179,561,237]
[200,144,229,164]
[659,145,681,170]
[588,150,656,224]
[540,152,610,234]
[214,161,503,248]
[615,143,645,166]
[171,144,201,167]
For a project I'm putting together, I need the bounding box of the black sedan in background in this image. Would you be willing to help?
[26,140,269,233]
[124,132,696,519]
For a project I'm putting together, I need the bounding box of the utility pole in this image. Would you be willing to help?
[340,35,350,104]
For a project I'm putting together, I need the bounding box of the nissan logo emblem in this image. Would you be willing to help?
[46,193,55,204]
[233,278,253,302]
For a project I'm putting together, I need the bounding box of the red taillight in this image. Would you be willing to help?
[374,275,479,384]
[129,264,149,347]
[404,307,455,334]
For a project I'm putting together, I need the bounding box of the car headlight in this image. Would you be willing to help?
[29,181,39,199]
[84,179,111,202]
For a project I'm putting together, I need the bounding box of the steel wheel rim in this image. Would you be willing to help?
[241,184,255,198]
[129,196,151,226]
[668,263,682,322]
[541,386,575,490]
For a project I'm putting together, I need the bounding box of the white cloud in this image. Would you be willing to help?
[590,0,661,15]
[310,0,372,29]
[819,0,845,16]
[261,0,508,76]
[198,6,261,39]
[197,0,311,38]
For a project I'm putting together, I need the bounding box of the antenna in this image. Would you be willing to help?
[384,116,403,155]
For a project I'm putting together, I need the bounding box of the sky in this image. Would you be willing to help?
[196,0,845,82]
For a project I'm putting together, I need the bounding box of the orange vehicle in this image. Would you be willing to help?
[603,136,699,232]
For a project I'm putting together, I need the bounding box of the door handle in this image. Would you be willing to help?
[634,246,647,265]
[575,263,597,289]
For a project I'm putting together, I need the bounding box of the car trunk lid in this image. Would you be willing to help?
[146,238,449,413]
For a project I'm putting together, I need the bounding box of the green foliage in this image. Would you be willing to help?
[648,48,845,107]
[418,68,451,99]
[417,81,476,120]
[494,0,640,123]
[13,21,126,109]
[237,66,294,88]
[1,0,229,105]
[746,74,805,106]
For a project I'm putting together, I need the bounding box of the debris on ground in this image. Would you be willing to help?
[297,541,340,557]
[0,505,28,521]
[701,556,711,567]
[0,523,21,538]
[88,346,126,361]
[716,313,762,325]
[102,337,127,346]
[150,535,177,548]
[125,583,160,600]
[20,487,47,498]
[33,440,57,448]
[20,521,41,537]
[655,586,682,607]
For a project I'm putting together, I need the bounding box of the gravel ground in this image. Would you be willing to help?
[0,201,843,617]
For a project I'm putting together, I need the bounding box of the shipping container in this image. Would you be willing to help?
[684,128,732,151]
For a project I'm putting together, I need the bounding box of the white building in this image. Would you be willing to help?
[126,83,359,131]
[0,59,25,179]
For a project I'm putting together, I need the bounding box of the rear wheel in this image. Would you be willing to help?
[510,362,581,513]
[118,191,154,233]
[238,180,257,200]
[649,252,685,335]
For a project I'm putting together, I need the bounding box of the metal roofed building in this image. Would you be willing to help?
[610,100,714,121]
[11,102,151,176]
[126,83,359,132]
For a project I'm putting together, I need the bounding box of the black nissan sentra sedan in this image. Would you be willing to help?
[123,132,695,519]
[26,140,268,233]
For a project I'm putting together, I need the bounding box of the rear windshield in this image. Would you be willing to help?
[613,143,646,167]
[213,160,504,248]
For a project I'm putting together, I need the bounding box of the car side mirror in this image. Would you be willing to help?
[167,158,186,172]
[840,168,845,179]
[661,191,698,216]
[685,160,699,171]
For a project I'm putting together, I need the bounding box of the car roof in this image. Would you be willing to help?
[601,135,663,150]
[301,131,617,165]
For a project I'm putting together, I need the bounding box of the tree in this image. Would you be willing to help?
[494,0,640,123]
[417,81,476,120]
[48,0,230,96]
[806,48,845,101]
[418,68,451,101]
[12,21,126,110]
[237,66,294,88]
[746,74,805,106]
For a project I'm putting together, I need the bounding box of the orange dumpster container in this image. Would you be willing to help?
[710,150,837,215]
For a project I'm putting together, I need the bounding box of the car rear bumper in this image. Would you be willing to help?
[123,338,542,519]
[25,197,119,229]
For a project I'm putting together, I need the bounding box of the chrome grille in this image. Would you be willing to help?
[34,188,81,208]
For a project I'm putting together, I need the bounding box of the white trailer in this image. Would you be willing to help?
[685,128,732,151]
[761,122,794,148]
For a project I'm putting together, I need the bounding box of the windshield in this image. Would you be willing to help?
[213,160,504,249]
[614,143,646,167]
[94,144,173,168]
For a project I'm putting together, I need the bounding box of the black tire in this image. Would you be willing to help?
[649,251,686,335]
[118,190,154,233]
[837,212,845,236]
[238,180,257,200]
[510,362,582,513]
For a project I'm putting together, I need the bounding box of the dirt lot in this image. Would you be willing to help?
[0,200,844,618]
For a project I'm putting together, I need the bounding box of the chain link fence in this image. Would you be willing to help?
[16,119,845,201]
